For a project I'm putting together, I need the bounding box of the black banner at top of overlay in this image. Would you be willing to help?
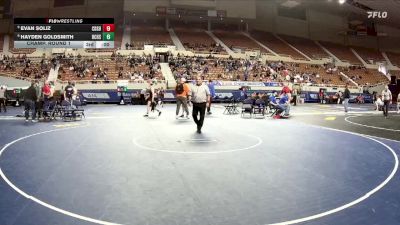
[14,18,114,24]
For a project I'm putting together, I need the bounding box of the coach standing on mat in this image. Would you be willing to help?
[382,85,392,118]
[343,85,350,113]
[24,81,38,122]
[175,77,191,119]
[191,76,210,134]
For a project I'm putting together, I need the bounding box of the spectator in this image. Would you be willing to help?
[191,76,210,134]
[381,86,392,118]
[207,79,216,115]
[343,85,350,113]
[337,91,342,104]
[291,88,298,106]
[175,77,191,119]
[24,81,38,122]
[64,81,75,102]
[397,93,400,114]
[274,93,290,119]
[0,84,7,113]
[375,95,384,111]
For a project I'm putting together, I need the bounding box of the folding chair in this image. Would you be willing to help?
[72,99,85,120]
[42,100,57,121]
[268,102,279,117]
[223,97,239,115]
[253,99,266,118]
[60,100,85,121]
[241,98,254,118]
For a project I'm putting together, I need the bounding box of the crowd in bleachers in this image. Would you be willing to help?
[128,27,173,50]
[57,53,162,82]
[169,55,275,82]
[0,35,4,52]
[0,53,393,88]
[339,65,387,85]
[0,54,51,80]
[168,55,345,85]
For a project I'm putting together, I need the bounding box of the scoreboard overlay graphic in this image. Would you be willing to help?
[14,18,114,48]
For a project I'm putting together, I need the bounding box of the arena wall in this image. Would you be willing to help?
[124,0,169,13]
[275,16,308,38]
[308,10,347,44]
[216,0,256,19]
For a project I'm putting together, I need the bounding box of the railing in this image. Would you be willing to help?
[361,81,389,88]
[0,73,45,83]
[304,83,357,88]
[57,79,167,85]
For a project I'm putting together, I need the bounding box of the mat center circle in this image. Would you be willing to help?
[132,130,262,153]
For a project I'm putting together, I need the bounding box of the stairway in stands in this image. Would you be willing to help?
[47,64,60,83]
[168,29,185,51]
[121,24,131,50]
[205,31,235,55]
[160,63,176,88]
[2,35,10,53]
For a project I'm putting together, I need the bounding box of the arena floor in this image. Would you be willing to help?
[0,103,399,225]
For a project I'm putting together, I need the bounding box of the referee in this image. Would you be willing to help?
[191,76,211,134]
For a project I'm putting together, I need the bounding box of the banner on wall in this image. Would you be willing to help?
[78,89,371,104]
[216,81,281,87]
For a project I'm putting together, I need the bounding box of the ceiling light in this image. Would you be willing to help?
[338,0,346,4]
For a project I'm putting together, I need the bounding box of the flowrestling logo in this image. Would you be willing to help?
[367,11,388,19]
[82,93,110,99]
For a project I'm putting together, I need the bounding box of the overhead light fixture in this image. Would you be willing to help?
[338,0,346,4]
[281,0,300,8]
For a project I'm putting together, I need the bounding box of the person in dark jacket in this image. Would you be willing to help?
[343,85,351,113]
[24,81,38,122]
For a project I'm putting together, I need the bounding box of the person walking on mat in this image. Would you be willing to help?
[191,76,210,134]
[144,80,161,117]
[175,77,191,119]
[0,84,7,113]
[381,85,392,118]
[24,81,38,122]
[343,85,350,113]
[207,79,215,115]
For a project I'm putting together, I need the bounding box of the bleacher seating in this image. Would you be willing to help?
[0,35,4,52]
[8,38,36,54]
[279,35,329,60]
[59,59,163,81]
[131,26,173,49]
[341,67,388,85]
[170,58,274,82]
[174,28,226,54]
[0,61,47,80]
[320,42,361,65]
[249,30,306,60]
[352,46,386,64]
[386,52,400,67]
[213,30,267,53]
[296,64,347,86]
[389,70,400,79]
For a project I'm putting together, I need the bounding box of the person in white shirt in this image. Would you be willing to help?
[0,84,7,113]
[375,95,384,111]
[191,76,210,134]
[397,93,400,114]
[381,86,392,118]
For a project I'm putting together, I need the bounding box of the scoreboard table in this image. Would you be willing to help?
[14,18,114,49]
